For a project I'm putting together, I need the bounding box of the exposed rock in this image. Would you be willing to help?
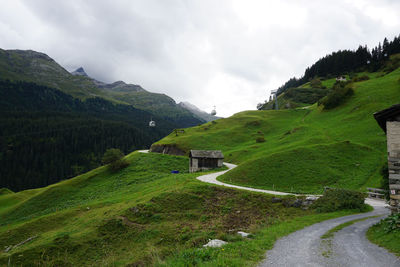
[130,207,139,213]
[98,81,145,92]
[237,231,250,237]
[283,198,304,208]
[203,239,227,248]
[71,67,88,77]
[303,196,319,206]
[271,197,282,203]
[149,144,185,156]
[291,199,303,208]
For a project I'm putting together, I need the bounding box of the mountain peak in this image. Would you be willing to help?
[71,67,88,77]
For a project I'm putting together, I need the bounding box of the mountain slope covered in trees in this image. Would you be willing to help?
[263,35,400,101]
[0,48,204,128]
[0,80,176,191]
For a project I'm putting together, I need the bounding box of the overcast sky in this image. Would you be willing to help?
[1,0,399,117]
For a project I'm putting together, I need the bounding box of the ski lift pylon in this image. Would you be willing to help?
[211,105,216,116]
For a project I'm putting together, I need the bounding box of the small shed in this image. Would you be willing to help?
[189,150,224,173]
[374,104,400,213]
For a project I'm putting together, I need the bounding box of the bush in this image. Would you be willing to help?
[102,148,129,171]
[381,213,400,233]
[256,137,265,143]
[284,87,328,104]
[310,78,322,88]
[318,83,354,110]
[312,188,367,212]
[352,75,370,82]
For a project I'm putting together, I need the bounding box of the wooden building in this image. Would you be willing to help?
[189,150,224,173]
[374,104,400,213]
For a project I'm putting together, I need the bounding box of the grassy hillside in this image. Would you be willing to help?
[0,152,362,266]
[154,68,400,193]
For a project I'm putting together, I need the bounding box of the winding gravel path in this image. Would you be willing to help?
[140,151,397,265]
[197,163,299,196]
[195,162,397,266]
[258,205,398,267]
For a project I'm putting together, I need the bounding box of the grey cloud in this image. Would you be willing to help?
[1,0,399,116]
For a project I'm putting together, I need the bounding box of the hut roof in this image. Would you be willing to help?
[374,104,400,133]
[189,150,224,159]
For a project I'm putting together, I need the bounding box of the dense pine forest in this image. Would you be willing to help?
[0,80,178,191]
[274,35,400,96]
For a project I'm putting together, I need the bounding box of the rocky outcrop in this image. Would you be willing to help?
[149,144,185,156]
[71,67,88,77]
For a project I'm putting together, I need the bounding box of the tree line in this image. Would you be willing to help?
[273,34,400,97]
[0,80,177,191]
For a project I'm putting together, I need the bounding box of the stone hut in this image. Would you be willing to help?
[374,104,400,213]
[189,150,224,173]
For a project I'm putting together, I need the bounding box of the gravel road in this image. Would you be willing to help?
[195,162,397,266]
[197,163,299,196]
[258,205,399,267]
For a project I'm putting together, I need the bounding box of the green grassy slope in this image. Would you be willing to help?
[154,68,400,193]
[367,216,400,256]
[0,152,361,266]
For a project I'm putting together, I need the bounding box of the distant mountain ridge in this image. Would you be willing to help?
[178,101,220,122]
[71,67,145,93]
[0,48,204,127]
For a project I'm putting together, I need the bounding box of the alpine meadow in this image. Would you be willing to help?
[1,2,400,265]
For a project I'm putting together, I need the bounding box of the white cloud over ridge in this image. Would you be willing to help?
[0,0,399,117]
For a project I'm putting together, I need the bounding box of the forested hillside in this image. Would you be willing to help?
[0,80,175,191]
[262,35,400,101]
[0,49,204,128]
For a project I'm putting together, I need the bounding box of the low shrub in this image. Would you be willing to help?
[381,213,400,233]
[318,83,354,110]
[284,87,328,104]
[352,75,370,82]
[102,148,129,171]
[312,188,367,212]
[310,78,322,88]
[383,58,400,73]
[256,137,265,143]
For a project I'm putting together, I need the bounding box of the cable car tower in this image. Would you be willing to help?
[211,105,217,116]
[270,90,278,110]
